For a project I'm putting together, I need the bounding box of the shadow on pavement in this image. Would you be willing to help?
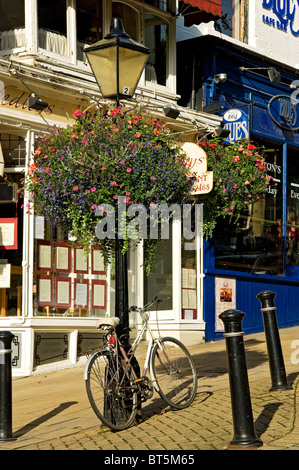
[14,401,78,437]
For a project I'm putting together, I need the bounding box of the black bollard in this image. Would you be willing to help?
[219,309,263,449]
[0,331,16,441]
[257,290,291,391]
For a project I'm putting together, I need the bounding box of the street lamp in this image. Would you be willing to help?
[84,18,150,107]
[84,19,150,329]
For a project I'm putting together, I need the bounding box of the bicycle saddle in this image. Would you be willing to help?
[96,317,120,330]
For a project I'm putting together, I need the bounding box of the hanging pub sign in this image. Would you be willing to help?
[268,94,299,131]
[222,108,249,144]
[181,142,213,196]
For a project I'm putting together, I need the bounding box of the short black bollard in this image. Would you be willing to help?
[257,290,291,391]
[219,309,263,449]
[0,331,16,441]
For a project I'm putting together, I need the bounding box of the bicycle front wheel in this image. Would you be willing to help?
[85,350,138,431]
[150,337,197,409]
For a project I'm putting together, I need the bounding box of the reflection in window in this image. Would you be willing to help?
[112,2,138,41]
[38,0,66,54]
[144,228,173,310]
[215,141,283,275]
[0,134,26,167]
[145,14,168,86]
[0,174,23,317]
[77,0,103,44]
[287,147,299,271]
[215,0,233,37]
[33,221,108,318]
[0,0,25,50]
[0,0,25,31]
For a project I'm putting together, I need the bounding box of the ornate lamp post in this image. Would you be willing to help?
[84,18,150,328]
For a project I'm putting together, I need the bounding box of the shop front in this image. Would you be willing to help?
[178,34,299,341]
[0,63,223,376]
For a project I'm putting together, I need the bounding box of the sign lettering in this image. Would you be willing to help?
[268,94,299,131]
[262,0,299,36]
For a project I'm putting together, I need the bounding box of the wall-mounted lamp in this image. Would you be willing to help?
[163,106,180,119]
[214,125,230,138]
[239,66,281,84]
[214,73,227,84]
[28,93,48,111]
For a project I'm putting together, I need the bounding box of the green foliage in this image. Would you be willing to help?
[21,105,194,272]
[198,138,270,237]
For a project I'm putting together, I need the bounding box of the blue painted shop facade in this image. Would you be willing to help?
[177,35,299,341]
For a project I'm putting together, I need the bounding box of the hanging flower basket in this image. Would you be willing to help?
[21,105,195,272]
[197,138,270,237]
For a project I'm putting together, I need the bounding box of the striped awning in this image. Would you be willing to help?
[179,0,222,27]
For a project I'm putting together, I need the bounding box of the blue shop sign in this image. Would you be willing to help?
[268,95,299,131]
[222,108,249,144]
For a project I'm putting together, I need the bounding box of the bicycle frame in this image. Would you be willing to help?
[115,306,160,392]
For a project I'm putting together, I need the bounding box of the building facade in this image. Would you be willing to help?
[0,0,224,376]
[177,0,299,340]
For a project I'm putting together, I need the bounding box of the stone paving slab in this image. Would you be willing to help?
[1,326,299,451]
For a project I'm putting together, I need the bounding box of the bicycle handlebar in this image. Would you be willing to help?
[129,296,164,313]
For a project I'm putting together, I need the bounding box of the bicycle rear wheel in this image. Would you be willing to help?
[85,350,138,431]
[150,337,197,409]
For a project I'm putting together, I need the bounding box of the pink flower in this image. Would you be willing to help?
[126,168,132,173]
[126,192,131,196]
[101,166,107,170]
[150,202,157,208]
[110,181,117,186]
[150,176,156,180]
[244,201,248,204]
[91,187,96,192]
[91,204,97,209]
[73,186,78,191]
[233,155,240,162]
[135,132,141,138]
[120,160,125,164]
[113,195,118,199]
[73,109,83,117]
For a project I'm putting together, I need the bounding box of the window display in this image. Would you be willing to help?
[215,140,283,275]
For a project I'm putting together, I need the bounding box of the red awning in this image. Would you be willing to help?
[179,0,222,27]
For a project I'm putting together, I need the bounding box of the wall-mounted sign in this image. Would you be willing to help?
[262,0,299,36]
[222,108,249,144]
[181,142,213,195]
[268,94,299,131]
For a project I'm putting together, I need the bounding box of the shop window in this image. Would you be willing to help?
[215,140,283,275]
[112,2,139,41]
[33,221,109,317]
[215,0,234,37]
[287,147,299,273]
[0,134,26,167]
[181,235,197,320]
[145,13,168,86]
[0,0,25,51]
[0,174,23,317]
[77,0,103,61]
[144,228,173,310]
[37,0,67,55]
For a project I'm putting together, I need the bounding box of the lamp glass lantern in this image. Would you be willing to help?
[84,18,150,106]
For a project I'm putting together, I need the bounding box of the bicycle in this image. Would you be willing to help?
[84,297,198,431]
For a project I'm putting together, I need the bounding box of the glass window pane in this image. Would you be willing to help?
[215,140,283,275]
[144,229,173,310]
[77,0,103,44]
[145,13,168,86]
[287,147,299,272]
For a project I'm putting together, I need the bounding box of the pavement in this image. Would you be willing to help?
[1,325,299,453]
